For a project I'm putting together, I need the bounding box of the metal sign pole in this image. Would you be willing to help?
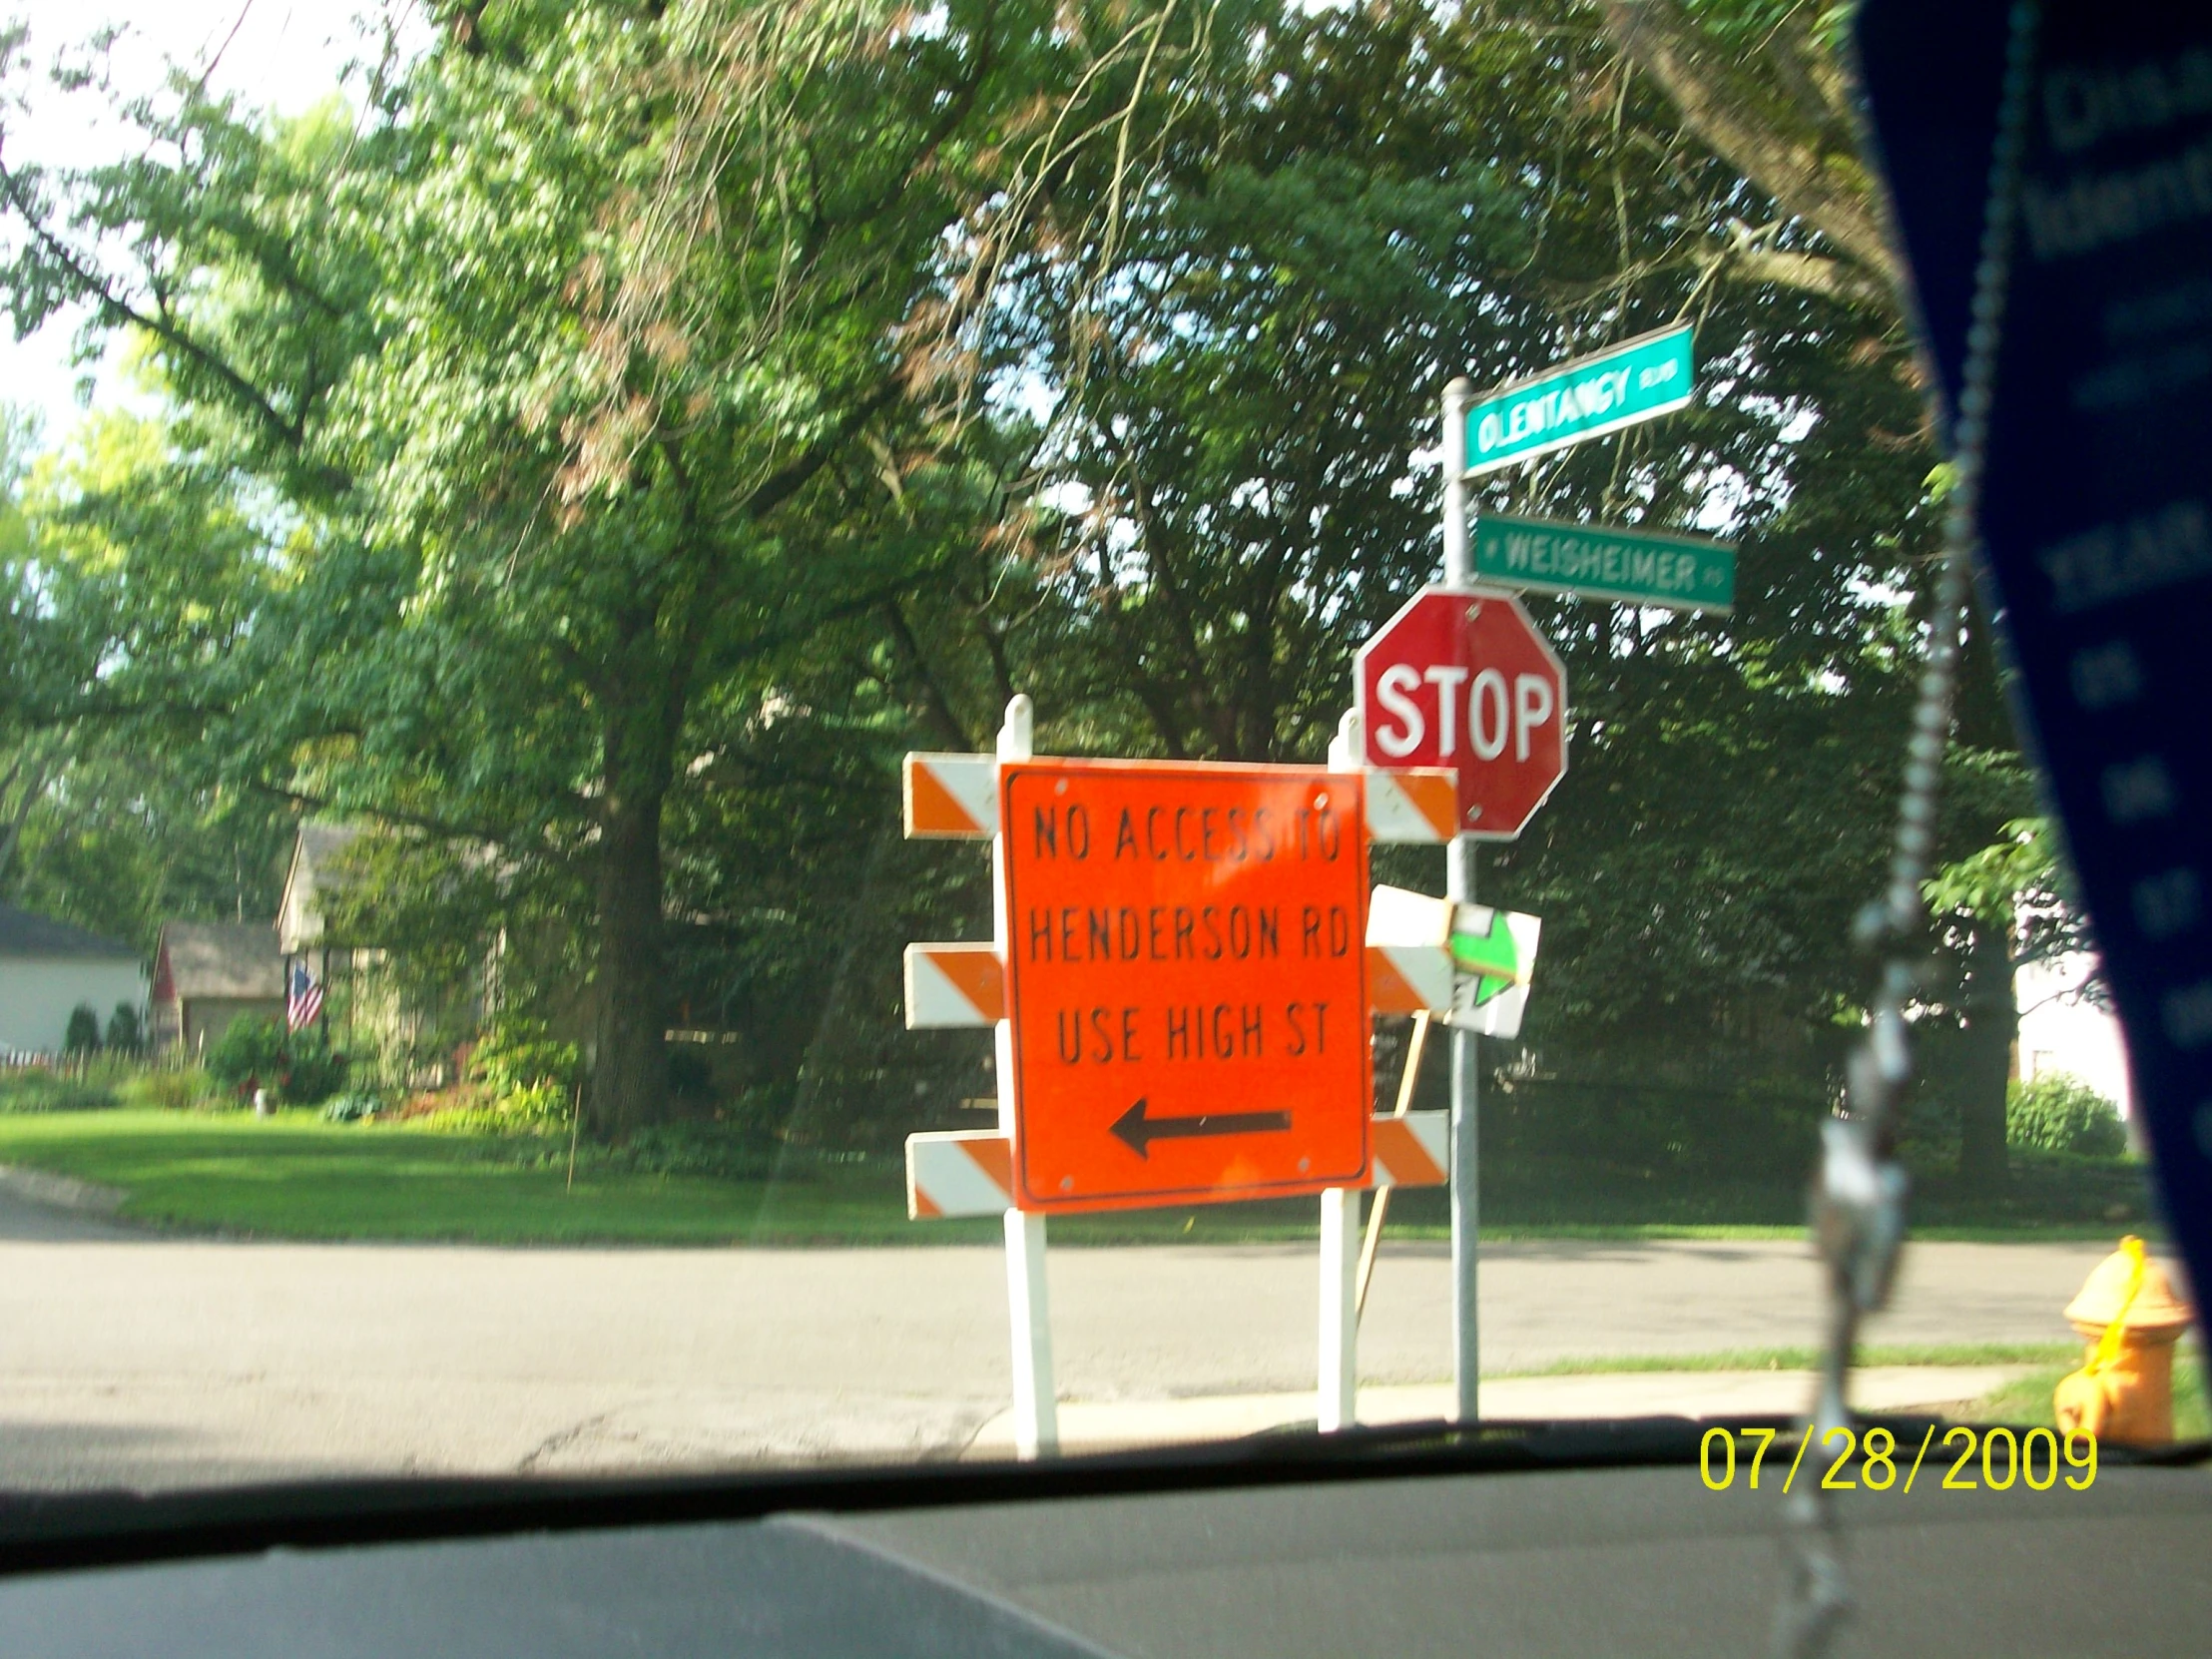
[1441,375,1480,1424]
[994,694,1058,1457]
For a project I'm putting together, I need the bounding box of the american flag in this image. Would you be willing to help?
[286,960,324,1032]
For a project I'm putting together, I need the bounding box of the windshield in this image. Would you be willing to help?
[0,0,2197,1508]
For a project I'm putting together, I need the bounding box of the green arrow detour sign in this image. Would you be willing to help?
[1367,884,1541,1039]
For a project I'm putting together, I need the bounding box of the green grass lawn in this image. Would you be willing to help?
[0,1108,2174,1249]
[1960,1355,2209,1439]
[1498,1343,2085,1378]
[0,1110,963,1247]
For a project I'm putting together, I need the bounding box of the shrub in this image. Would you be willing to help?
[395,1081,565,1135]
[63,1004,102,1056]
[206,1015,286,1092]
[321,1091,386,1123]
[611,1119,779,1181]
[104,1003,144,1055]
[469,1016,579,1094]
[2006,1072,2127,1157]
[0,1066,116,1113]
[117,1067,225,1112]
[463,1015,578,1135]
[203,1016,347,1104]
[280,1028,349,1106]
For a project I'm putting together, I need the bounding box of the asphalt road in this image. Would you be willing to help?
[0,1189,2127,1489]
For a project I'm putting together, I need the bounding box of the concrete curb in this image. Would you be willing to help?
[0,1164,128,1216]
[962,1367,2032,1458]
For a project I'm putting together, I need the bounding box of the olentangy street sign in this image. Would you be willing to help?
[1473,513,1736,615]
[998,759,1373,1212]
[1463,324,1694,477]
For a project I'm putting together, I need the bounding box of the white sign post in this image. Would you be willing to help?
[994,695,1058,1458]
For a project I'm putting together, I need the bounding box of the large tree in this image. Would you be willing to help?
[0,0,2042,1188]
[973,2,1970,1173]
[0,1,1173,1128]
[1592,0,2041,1185]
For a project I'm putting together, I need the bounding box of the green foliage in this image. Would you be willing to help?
[0,0,2037,1188]
[116,1065,225,1113]
[469,1015,580,1097]
[2,1057,226,1116]
[202,1015,344,1104]
[318,832,500,1086]
[205,1015,286,1092]
[62,1003,101,1054]
[280,1027,348,1107]
[103,1002,143,1054]
[464,1014,579,1132]
[2006,1073,2127,1158]
[1,407,294,947]
[0,1064,115,1113]
[1929,819,2052,924]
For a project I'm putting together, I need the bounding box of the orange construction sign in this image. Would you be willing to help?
[1000,759,1373,1213]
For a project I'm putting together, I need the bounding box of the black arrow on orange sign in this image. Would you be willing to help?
[1109,1098,1293,1158]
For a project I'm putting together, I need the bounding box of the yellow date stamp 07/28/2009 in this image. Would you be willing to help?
[1698,1424,2100,1494]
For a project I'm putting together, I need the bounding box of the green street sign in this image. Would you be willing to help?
[1463,324,1694,476]
[1473,513,1736,615]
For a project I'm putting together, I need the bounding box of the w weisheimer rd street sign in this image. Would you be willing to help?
[1463,324,1694,476]
[1474,513,1736,614]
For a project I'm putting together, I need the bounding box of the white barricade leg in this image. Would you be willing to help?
[1320,713,1363,1433]
[1005,1207,1057,1457]
[1318,1185,1360,1431]
[993,693,1058,1458]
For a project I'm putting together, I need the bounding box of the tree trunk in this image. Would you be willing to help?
[1954,914,2015,1191]
[586,763,671,1137]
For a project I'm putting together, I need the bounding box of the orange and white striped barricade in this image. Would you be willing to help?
[901,705,1057,1457]
[901,943,1004,1028]
[1362,767,1458,844]
[906,1111,1449,1220]
[898,711,1461,1449]
[902,753,997,839]
[1365,883,1540,1039]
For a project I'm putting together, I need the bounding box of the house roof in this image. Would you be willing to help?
[0,903,140,962]
[279,823,362,953]
[157,921,284,1000]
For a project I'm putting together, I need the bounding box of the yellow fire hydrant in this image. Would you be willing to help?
[2051,1236,2195,1446]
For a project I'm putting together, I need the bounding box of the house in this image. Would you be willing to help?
[277,821,473,1085]
[278,822,361,963]
[0,903,147,1058]
[150,921,286,1056]
[271,820,739,1095]
[2015,951,2134,1116]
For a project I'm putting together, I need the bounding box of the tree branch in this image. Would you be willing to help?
[881,598,976,750]
[0,155,348,486]
[248,781,520,848]
[736,376,902,524]
[1596,0,1903,311]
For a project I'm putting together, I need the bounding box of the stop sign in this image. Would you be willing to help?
[1356,587,1568,840]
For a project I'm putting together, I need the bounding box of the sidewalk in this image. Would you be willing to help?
[963,1366,2024,1458]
